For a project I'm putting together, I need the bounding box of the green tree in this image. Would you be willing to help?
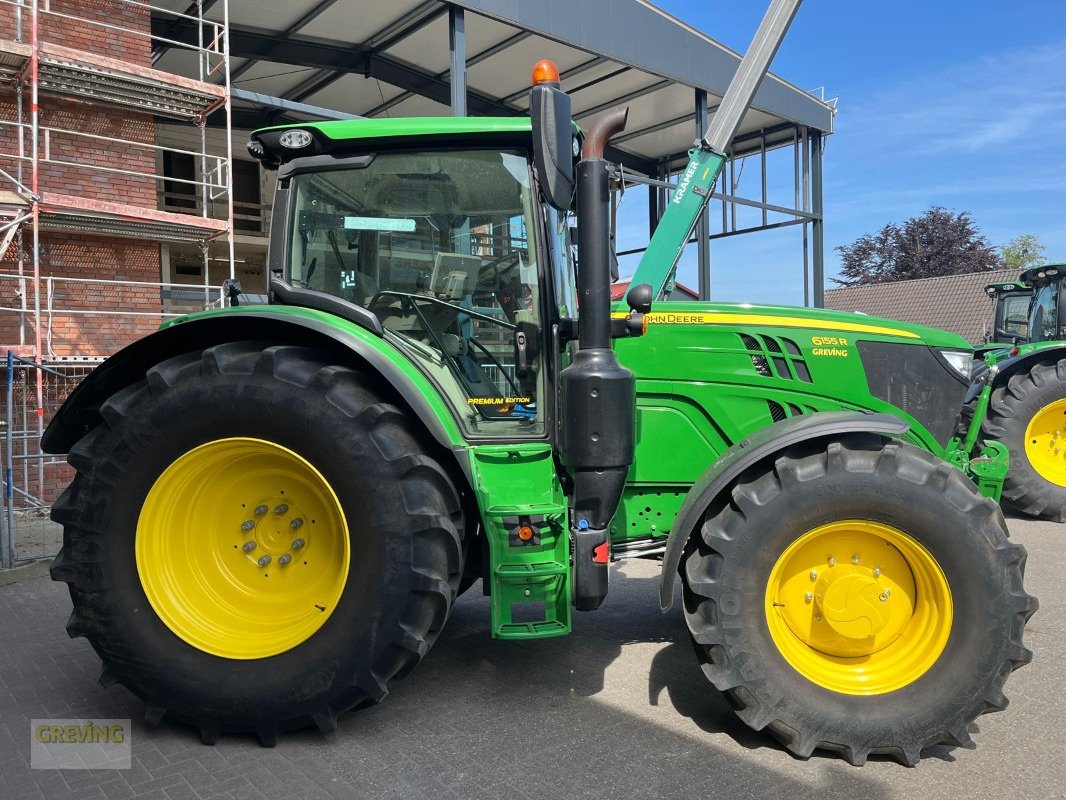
[1000,234,1046,272]
[834,206,1002,287]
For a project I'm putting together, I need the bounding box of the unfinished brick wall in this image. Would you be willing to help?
[0,0,163,363]
[0,1,177,506]
[0,0,152,58]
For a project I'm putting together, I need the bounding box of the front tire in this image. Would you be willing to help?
[50,342,464,744]
[984,359,1066,520]
[680,435,1036,765]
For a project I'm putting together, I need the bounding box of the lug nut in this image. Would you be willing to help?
[278,553,292,566]
[275,504,289,515]
[873,567,881,577]
[879,590,891,602]
[814,614,823,622]
[827,556,836,567]
[242,541,256,553]
[257,555,272,567]
[291,538,305,550]
[804,592,813,603]
[851,554,861,564]
[290,518,304,529]
[254,504,268,516]
[241,520,255,532]
[809,570,818,581]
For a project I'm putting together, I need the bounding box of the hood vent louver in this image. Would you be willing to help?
[738,334,813,383]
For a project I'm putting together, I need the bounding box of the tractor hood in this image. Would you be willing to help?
[612,299,974,454]
[613,300,972,350]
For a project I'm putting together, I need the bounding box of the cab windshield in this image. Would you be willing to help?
[996,292,1031,341]
[286,149,544,437]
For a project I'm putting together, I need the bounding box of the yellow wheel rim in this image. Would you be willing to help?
[1024,398,1066,486]
[764,520,952,695]
[136,438,350,659]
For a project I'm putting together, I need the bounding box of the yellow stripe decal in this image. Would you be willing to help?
[611,311,921,339]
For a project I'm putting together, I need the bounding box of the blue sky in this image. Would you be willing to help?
[615,0,1066,306]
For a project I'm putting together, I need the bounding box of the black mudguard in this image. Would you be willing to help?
[987,346,1066,393]
[658,411,910,611]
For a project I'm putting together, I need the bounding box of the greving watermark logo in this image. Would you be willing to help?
[30,719,132,769]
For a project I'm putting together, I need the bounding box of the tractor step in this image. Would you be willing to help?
[468,444,572,639]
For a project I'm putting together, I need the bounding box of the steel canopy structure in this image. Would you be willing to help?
[153,0,835,304]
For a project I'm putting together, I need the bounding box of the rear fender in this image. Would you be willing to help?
[988,345,1066,391]
[41,309,467,460]
[658,411,910,611]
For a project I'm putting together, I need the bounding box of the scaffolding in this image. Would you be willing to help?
[0,0,234,530]
[0,0,233,357]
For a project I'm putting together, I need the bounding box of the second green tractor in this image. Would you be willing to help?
[974,265,1066,519]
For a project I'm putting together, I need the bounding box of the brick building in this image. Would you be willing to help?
[0,0,233,505]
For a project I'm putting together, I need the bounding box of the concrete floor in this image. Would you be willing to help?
[0,514,1062,800]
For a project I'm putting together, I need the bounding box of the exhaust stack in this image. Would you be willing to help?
[560,108,633,612]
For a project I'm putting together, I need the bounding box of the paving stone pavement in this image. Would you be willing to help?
[0,514,1062,800]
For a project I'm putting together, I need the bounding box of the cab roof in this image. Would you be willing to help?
[985,281,1031,295]
[1019,263,1066,286]
[249,117,539,169]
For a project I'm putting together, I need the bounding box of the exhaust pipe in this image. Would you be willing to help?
[561,107,633,612]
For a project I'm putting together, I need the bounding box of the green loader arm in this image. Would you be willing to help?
[629,0,802,299]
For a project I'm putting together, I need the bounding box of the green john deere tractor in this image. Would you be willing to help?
[970,264,1066,519]
[982,279,1033,347]
[44,0,1035,766]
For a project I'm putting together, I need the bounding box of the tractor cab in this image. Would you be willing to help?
[985,280,1032,344]
[253,128,561,435]
[1020,263,1066,343]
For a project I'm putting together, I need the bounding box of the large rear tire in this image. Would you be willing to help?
[680,435,1036,765]
[984,359,1066,520]
[50,342,464,745]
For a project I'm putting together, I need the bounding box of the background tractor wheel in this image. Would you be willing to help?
[984,359,1066,520]
[680,434,1036,766]
[49,342,465,745]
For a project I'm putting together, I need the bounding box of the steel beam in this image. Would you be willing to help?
[449,5,467,116]
[811,131,825,307]
[364,2,447,54]
[365,30,531,117]
[288,70,346,104]
[151,0,222,62]
[447,0,833,133]
[162,18,658,174]
[499,56,608,104]
[695,89,711,300]
[230,88,360,121]
[617,217,808,258]
[613,112,694,146]
[229,0,344,83]
[574,79,671,121]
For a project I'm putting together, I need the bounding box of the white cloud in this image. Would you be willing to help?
[840,40,1066,156]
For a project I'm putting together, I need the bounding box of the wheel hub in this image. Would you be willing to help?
[1024,398,1066,486]
[242,498,309,562]
[765,520,952,695]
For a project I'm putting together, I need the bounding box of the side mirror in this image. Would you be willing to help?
[530,82,575,211]
[626,283,653,315]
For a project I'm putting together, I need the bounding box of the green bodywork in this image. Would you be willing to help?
[257,116,538,140]
[154,119,1010,639]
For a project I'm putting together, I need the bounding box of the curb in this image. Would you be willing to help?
[0,559,52,586]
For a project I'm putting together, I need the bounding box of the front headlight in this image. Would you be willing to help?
[939,349,973,379]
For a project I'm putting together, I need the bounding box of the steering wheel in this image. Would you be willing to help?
[477,252,524,287]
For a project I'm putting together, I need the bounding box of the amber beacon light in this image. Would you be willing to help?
[531,59,561,87]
